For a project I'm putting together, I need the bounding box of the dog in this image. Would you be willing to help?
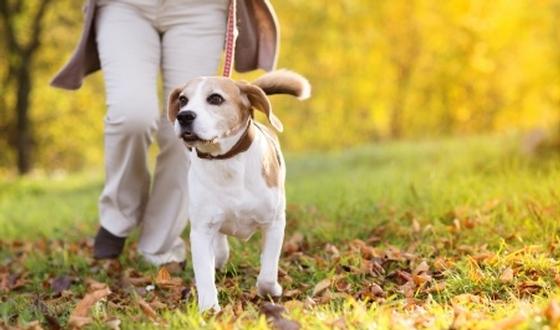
[167,70,310,311]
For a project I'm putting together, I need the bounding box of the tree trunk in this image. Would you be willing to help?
[15,65,32,175]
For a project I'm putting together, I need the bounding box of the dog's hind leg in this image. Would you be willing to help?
[213,233,229,269]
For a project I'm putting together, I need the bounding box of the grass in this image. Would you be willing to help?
[1,134,560,329]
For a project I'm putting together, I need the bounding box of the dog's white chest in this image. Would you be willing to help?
[188,157,280,240]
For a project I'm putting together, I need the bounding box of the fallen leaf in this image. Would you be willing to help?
[273,318,301,330]
[156,267,171,284]
[68,316,93,329]
[72,286,111,317]
[325,244,340,258]
[412,273,432,286]
[433,257,451,271]
[155,267,183,289]
[312,278,331,297]
[283,233,304,254]
[105,317,121,330]
[261,303,301,330]
[51,275,73,295]
[517,281,542,295]
[283,289,301,298]
[137,296,158,320]
[494,314,527,330]
[261,302,286,319]
[414,261,429,275]
[34,298,61,330]
[22,320,44,330]
[429,281,446,293]
[412,218,421,233]
[85,278,108,292]
[334,278,351,292]
[544,300,560,326]
[500,267,514,283]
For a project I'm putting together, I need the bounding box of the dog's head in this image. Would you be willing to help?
[168,70,310,149]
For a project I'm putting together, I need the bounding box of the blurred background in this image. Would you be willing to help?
[1,0,560,176]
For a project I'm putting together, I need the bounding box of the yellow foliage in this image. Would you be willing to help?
[1,0,560,171]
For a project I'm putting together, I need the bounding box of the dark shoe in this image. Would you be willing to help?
[93,226,126,259]
[162,261,186,275]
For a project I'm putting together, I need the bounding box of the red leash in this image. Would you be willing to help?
[223,0,237,78]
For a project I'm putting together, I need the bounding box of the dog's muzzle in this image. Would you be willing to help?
[177,111,199,142]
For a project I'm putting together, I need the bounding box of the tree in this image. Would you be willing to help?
[0,0,53,175]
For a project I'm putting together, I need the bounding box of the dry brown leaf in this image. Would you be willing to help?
[450,304,470,330]
[334,278,351,292]
[105,317,121,330]
[452,218,461,232]
[23,320,44,330]
[137,296,158,320]
[412,273,432,286]
[70,286,111,319]
[414,261,429,275]
[500,267,514,283]
[85,278,108,292]
[371,283,385,296]
[261,302,286,319]
[51,275,73,295]
[494,314,527,330]
[312,278,331,297]
[261,303,301,330]
[554,273,560,286]
[400,281,416,298]
[429,281,446,293]
[433,257,451,271]
[283,233,304,254]
[283,289,301,298]
[155,267,183,289]
[544,300,560,326]
[412,218,421,233]
[325,244,340,258]
[156,267,171,284]
[517,281,542,295]
[68,316,93,329]
[395,270,413,283]
[273,318,301,330]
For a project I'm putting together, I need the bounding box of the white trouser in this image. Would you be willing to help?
[95,0,227,265]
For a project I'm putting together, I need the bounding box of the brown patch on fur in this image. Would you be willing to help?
[236,81,283,132]
[167,86,183,122]
[212,79,250,138]
[260,126,280,187]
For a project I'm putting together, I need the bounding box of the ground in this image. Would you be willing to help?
[1,134,560,329]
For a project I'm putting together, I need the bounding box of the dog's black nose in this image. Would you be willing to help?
[177,111,196,126]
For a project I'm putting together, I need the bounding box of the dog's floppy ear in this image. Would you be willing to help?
[167,86,182,122]
[237,82,284,132]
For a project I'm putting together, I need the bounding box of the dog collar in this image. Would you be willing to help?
[195,121,256,160]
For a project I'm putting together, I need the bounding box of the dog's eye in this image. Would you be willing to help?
[207,93,224,105]
[178,95,189,107]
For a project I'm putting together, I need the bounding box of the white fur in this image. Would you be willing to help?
[174,78,287,312]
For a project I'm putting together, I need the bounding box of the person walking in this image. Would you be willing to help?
[51,0,279,265]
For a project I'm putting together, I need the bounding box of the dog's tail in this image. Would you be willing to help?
[252,69,311,100]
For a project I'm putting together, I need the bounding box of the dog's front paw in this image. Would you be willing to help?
[257,280,282,297]
[197,293,221,313]
[198,300,221,313]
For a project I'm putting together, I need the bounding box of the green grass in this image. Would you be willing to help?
[2,134,560,329]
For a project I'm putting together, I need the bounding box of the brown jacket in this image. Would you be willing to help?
[50,0,279,90]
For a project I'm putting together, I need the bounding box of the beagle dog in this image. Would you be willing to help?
[168,70,310,312]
